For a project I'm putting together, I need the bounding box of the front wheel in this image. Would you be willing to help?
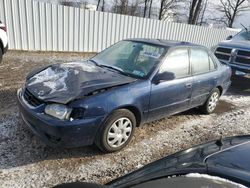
[200,88,220,114]
[95,109,136,152]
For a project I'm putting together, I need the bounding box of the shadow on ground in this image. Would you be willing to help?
[226,76,250,96]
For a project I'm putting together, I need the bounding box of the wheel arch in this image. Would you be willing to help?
[216,85,223,96]
[112,105,142,127]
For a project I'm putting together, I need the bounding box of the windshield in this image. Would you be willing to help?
[232,30,250,41]
[91,41,167,78]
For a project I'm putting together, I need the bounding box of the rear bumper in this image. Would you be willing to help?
[222,81,231,95]
[225,63,250,76]
[17,89,104,148]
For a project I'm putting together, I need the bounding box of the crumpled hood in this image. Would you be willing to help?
[219,40,250,50]
[25,61,136,104]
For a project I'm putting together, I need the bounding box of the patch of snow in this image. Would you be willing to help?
[27,67,69,96]
[74,70,79,75]
[185,173,247,188]
[60,61,98,73]
[26,61,99,97]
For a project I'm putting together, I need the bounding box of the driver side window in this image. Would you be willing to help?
[159,48,190,79]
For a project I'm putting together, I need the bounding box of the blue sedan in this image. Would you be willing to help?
[17,39,231,152]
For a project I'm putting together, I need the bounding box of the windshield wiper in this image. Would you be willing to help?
[99,64,131,76]
[89,59,133,77]
[99,64,123,72]
[89,59,100,66]
[89,59,122,72]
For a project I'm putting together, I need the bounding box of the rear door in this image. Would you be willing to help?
[190,48,218,107]
[148,48,193,121]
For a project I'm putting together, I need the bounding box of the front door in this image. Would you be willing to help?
[148,48,193,121]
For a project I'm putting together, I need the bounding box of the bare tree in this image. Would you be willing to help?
[97,0,101,10]
[198,0,208,25]
[116,0,129,14]
[130,0,140,16]
[113,0,118,13]
[101,0,105,11]
[188,0,203,24]
[217,0,249,28]
[143,0,150,17]
[96,0,105,11]
[148,0,153,18]
[158,0,177,20]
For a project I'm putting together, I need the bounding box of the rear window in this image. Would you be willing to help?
[209,56,216,70]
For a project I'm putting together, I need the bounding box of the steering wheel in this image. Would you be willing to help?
[135,64,148,76]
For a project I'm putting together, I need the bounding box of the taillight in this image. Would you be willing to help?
[0,25,7,32]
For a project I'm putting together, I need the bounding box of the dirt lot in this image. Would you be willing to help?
[0,51,250,188]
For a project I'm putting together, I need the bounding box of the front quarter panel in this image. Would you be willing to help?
[69,80,151,124]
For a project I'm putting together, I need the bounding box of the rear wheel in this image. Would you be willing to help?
[200,88,220,114]
[95,109,136,152]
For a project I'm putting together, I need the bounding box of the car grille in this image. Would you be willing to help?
[23,89,43,107]
[236,50,250,65]
[214,47,232,61]
[215,47,250,66]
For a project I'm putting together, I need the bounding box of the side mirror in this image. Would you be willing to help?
[153,71,175,84]
[226,35,233,40]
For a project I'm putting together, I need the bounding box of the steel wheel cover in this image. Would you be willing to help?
[107,117,133,148]
[208,92,219,112]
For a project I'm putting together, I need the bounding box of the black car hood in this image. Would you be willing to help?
[218,40,250,50]
[108,135,250,188]
[25,61,136,104]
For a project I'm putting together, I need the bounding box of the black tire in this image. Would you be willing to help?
[95,109,136,153]
[200,88,221,114]
[0,48,2,63]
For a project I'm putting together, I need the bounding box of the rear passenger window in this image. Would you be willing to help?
[190,49,210,74]
[209,56,216,70]
[159,48,190,79]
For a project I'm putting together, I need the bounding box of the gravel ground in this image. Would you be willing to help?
[0,51,250,188]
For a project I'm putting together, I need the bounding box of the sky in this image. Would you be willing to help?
[209,0,250,29]
[235,11,250,28]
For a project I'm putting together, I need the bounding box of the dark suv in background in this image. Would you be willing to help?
[214,29,250,77]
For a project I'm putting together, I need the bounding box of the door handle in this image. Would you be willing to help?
[185,83,192,88]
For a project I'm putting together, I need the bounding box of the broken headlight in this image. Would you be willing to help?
[70,107,85,119]
[45,104,72,120]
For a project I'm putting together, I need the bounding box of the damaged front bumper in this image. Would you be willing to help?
[17,89,104,148]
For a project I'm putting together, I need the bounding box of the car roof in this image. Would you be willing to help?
[125,38,203,48]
